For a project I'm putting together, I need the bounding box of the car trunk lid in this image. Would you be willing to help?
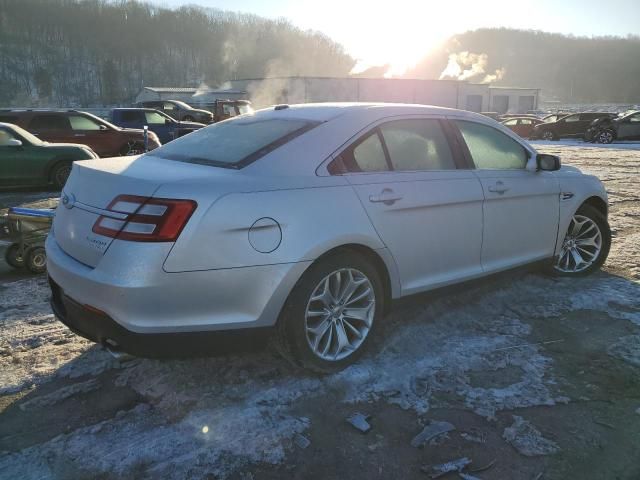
[52,155,229,267]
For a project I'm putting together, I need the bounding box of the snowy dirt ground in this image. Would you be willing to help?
[0,145,639,480]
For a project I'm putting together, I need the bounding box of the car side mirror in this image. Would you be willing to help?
[537,153,561,171]
[99,124,108,131]
[7,139,22,147]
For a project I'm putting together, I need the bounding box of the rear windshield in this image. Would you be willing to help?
[150,116,320,168]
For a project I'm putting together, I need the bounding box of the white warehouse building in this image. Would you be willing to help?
[136,77,540,114]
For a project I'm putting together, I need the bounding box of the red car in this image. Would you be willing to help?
[0,109,161,157]
[501,117,545,138]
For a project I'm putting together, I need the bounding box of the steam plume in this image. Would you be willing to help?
[439,52,505,84]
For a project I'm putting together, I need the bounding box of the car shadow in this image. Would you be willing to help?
[1,264,638,464]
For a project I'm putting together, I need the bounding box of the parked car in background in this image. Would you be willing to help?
[208,99,253,122]
[480,112,501,121]
[47,103,610,372]
[136,100,214,123]
[0,109,161,157]
[136,99,253,124]
[542,113,568,123]
[585,110,640,144]
[529,112,616,140]
[109,108,205,144]
[501,116,545,138]
[500,113,539,120]
[0,122,97,188]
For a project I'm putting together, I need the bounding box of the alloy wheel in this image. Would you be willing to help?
[542,131,554,141]
[125,142,145,155]
[305,268,375,361]
[597,130,614,144]
[554,214,603,273]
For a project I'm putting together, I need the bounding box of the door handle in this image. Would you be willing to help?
[488,181,509,194]
[369,189,403,205]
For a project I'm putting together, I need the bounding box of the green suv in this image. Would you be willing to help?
[0,122,98,188]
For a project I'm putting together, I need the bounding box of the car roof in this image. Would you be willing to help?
[253,102,469,123]
[113,108,159,112]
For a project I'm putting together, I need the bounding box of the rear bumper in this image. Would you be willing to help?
[46,232,312,335]
[49,276,273,357]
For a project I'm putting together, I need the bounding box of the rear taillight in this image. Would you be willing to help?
[92,195,196,242]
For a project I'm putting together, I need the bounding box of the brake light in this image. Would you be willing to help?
[92,195,196,242]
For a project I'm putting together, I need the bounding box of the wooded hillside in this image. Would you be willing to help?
[0,0,354,106]
[1,1,638,106]
[408,28,640,103]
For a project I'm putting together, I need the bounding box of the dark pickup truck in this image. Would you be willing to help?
[109,108,205,144]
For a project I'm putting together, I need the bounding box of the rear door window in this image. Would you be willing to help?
[29,115,71,131]
[145,111,168,124]
[0,128,19,145]
[352,132,389,172]
[69,115,102,131]
[151,116,319,168]
[455,120,528,170]
[579,114,597,121]
[328,131,389,174]
[379,119,455,171]
[118,110,142,123]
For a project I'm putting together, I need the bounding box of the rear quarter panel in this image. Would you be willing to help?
[162,183,387,273]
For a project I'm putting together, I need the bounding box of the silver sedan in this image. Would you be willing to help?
[46,103,611,371]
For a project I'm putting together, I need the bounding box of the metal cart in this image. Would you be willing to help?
[0,207,55,274]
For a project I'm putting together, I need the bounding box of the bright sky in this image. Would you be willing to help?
[153,0,640,74]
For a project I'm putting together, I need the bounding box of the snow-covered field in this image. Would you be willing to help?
[1,143,639,479]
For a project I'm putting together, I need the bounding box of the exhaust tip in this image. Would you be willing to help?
[102,339,134,361]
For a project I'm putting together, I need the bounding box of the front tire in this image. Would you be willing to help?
[596,129,615,144]
[119,142,145,156]
[541,130,557,141]
[276,251,384,373]
[553,204,611,276]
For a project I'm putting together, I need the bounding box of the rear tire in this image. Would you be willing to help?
[5,243,25,269]
[541,130,557,141]
[551,204,611,277]
[275,251,384,373]
[119,142,145,156]
[51,162,72,189]
[25,246,47,274]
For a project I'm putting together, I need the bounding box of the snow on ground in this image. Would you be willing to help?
[0,144,639,478]
[529,139,640,150]
[0,277,118,395]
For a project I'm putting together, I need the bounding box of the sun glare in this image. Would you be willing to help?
[290,0,453,77]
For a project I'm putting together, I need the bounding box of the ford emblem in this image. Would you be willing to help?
[62,193,76,209]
